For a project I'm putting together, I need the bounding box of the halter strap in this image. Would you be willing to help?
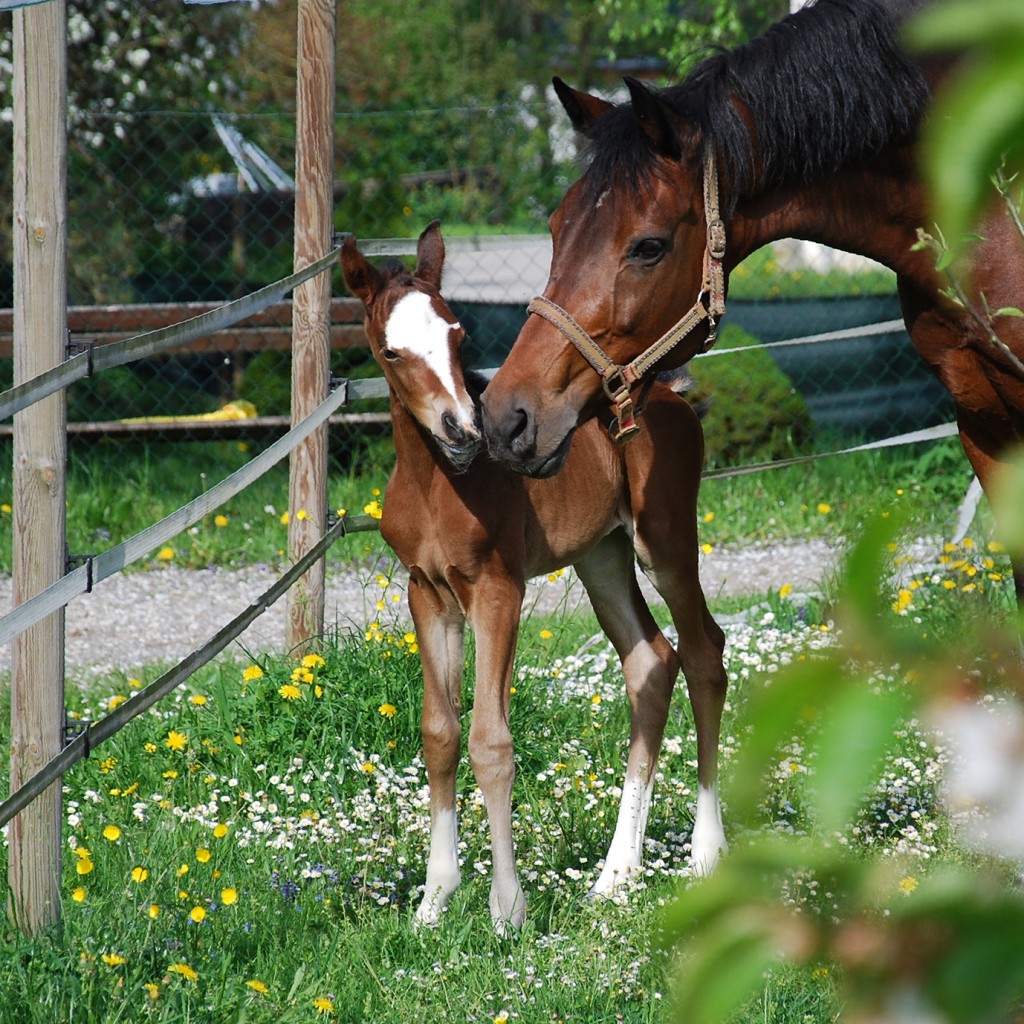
[527,149,727,444]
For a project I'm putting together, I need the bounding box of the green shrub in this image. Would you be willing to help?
[688,324,811,467]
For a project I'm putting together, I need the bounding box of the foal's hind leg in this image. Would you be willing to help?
[633,513,728,874]
[575,532,681,896]
[409,578,467,927]
[629,401,729,874]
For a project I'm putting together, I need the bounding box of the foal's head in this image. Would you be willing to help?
[340,222,483,470]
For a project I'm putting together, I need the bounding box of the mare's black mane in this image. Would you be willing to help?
[582,0,930,204]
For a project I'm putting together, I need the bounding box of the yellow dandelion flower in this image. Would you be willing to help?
[220,887,238,906]
[100,756,117,773]
[163,770,179,779]
[279,510,290,525]
[196,848,211,864]
[189,694,208,706]
[213,823,229,839]
[157,546,175,561]
[190,906,206,923]
[898,876,918,895]
[71,887,86,903]
[701,542,713,555]
[302,653,326,669]
[363,499,383,519]
[378,703,397,719]
[591,694,602,705]
[278,683,302,701]
[102,953,127,967]
[168,963,198,983]
[144,742,157,753]
[148,904,161,919]
[360,762,376,773]
[242,664,264,682]
[314,997,335,1014]
[144,982,160,1001]
[942,579,956,590]
[102,824,121,842]
[247,979,270,995]
[131,866,149,883]
[702,511,715,523]
[988,540,1005,553]
[213,514,229,528]
[336,507,347,518]
[76,859,94,876]
[779,583,793,598]
[0,503,10,515]
[107,694,127,711]
[176,864,189,878]
[816,503,832,514]
[539,629,553,640]
[165,731,187,751]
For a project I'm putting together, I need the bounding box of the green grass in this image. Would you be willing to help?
[0,435,979,576]
[0,516,1016,1021]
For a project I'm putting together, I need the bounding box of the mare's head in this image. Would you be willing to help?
[340,221,483,470]
[481,76,717,477]
[481,0,929,477]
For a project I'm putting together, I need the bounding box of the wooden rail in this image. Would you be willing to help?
[0,297,367,358]
[0,298,389,442]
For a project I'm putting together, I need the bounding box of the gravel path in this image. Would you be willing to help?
[0,535,944,681]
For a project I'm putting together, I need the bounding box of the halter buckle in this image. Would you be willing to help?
[602,364,642,444]
[707,218,726,260]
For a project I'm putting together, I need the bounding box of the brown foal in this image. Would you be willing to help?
[340,222,727,931]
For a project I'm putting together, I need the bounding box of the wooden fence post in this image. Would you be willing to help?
[287,0,337,652]
[9,0,68,935]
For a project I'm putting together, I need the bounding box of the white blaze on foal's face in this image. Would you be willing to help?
[384,290,475,430]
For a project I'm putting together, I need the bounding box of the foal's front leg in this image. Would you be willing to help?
[463,568,527,933]
[409,578,467,927]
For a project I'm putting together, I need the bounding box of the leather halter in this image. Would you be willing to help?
[527,150,727,444]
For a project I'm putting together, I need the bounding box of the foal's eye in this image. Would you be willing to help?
[628,238,668,264]
[380,347,400,362]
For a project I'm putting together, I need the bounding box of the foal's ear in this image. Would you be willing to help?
[414,220,445,290]
[625,77,681,159]
[553,77,613,133]
[339,232,385,306]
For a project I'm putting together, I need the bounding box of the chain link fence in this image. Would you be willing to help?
[0,97,954,475]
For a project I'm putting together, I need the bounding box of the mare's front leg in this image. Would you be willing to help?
[575,532,680,896]
[459,565,526,933]
[409,575,467,927]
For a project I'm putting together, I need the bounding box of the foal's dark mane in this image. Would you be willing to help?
[583,0,930,205]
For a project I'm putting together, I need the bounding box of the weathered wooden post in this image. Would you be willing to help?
[9,0,68,934]
[287,0,337,652]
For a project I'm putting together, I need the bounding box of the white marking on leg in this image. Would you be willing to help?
[592,773,654,896]
[415,806,461,927]
[689,783,727,876]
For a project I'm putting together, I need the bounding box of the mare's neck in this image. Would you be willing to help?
[726,154,940,292]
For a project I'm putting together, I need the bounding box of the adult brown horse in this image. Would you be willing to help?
[480,0,1024,596]
[340,223,726,933]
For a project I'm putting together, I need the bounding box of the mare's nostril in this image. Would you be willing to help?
[508,407,534,458]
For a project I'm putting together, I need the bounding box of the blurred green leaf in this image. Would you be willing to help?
[809,678,911,835]
[907,1,1024,250]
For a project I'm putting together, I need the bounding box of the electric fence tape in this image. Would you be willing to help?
[0,246,342,423]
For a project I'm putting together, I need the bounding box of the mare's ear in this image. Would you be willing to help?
[624,76,681,159]
[414,220,445,290]
[339,232,385,307]
[553,77,613,133]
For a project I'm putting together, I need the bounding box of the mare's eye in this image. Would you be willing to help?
[380,347,400,362]
[628,238,668,264]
